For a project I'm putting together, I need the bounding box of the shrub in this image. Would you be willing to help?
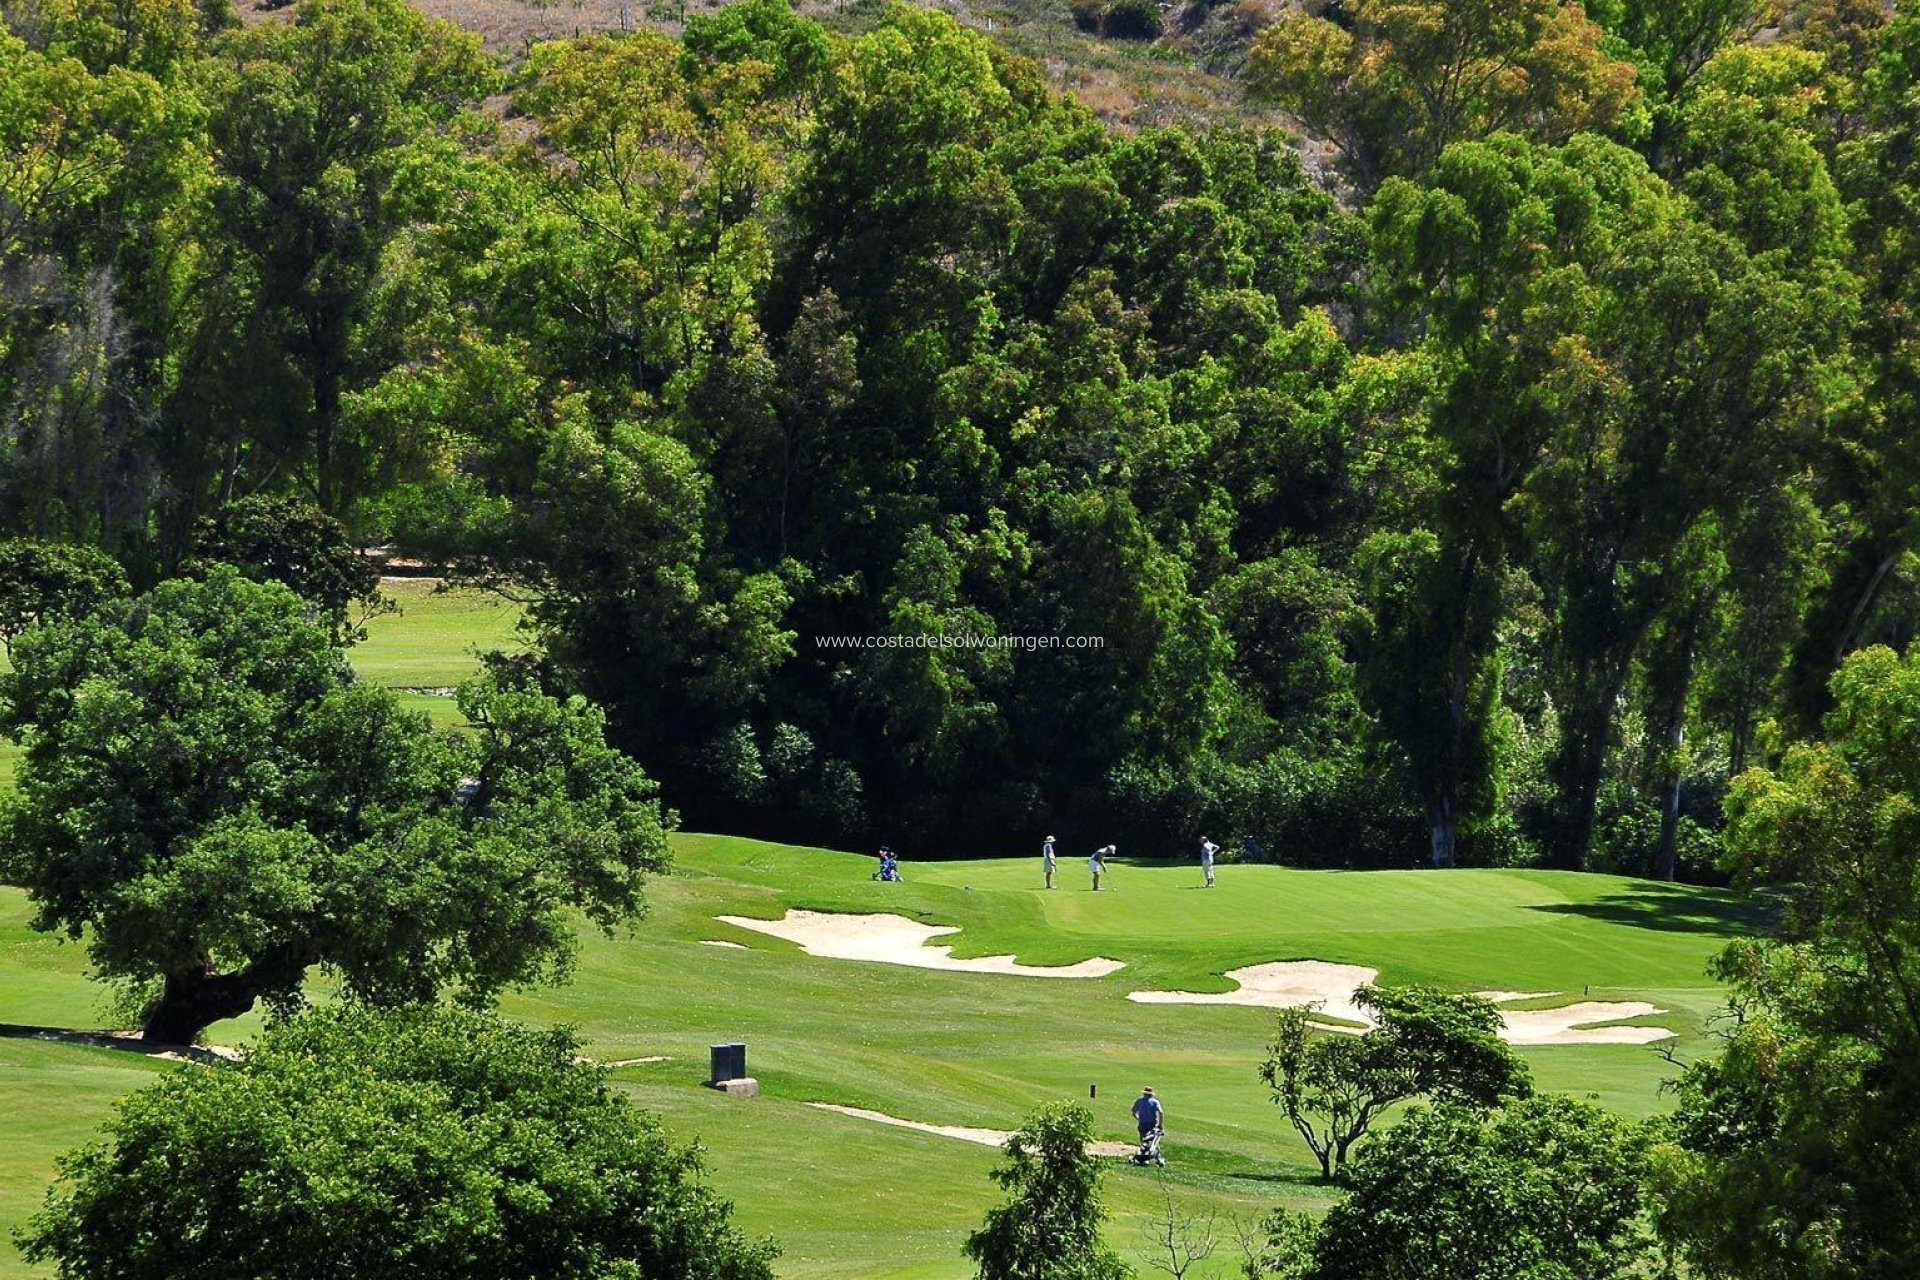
[1101,0,1164,39]
[22,1006,779,1280]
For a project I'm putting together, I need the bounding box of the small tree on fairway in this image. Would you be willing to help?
[20,1005,779,1280]
[964,1103,1131,1280]
[1137,1182,1216,1279]
[0,568,671,1043]
[1259,986,1530,1178]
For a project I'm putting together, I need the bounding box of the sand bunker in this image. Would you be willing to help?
[1127,963,1675,1046]
[808,1104,1135,1158]
[1498,1002,1672,1046]
[714,910,1124,978]
[1128,960,1379,1025]
[700,939,748,949]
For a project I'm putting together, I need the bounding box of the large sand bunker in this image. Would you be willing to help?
[808,1103,1136,1158]
[715,910,1125,978]
[1128,962,1675,1046]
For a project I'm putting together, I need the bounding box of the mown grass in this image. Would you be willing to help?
[354,577,528,690]
[0,583,1756,1279]
[0,838,1752,1277]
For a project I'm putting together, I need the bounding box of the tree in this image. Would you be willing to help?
[964,1102,1130,1280]
[193,0,497,513]
[1259,986,1531,1178]
[0,568,670,1043]
[1136,1183,1217,1280]
[1595,0,1759,110]
[0,537,128,652]
[1245,0,1641,186]
[187,494,387,640]
[20,1004,777,1280]
[1659,643,1920,1278]
[1312,1097,1654,1280]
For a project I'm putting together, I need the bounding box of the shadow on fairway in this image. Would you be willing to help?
[0,1022,232,1064]
[1526,885,1774,936]
[1217,1166,1337,1191]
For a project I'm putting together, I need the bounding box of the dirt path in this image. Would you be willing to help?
[806,1103,1137,1158]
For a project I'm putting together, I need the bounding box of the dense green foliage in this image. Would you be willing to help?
[9,0,1913,869]
[19,1005,777,1280]
[0,569,670,1041]
[1309,1096,1653,1279]
[5,0,1920,872]
[1656,644,1920,1279]
[184,494,387,640]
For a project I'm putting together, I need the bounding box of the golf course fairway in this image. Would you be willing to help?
[0,586,1765,1278]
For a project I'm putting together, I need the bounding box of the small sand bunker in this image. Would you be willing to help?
[1498,1001,1673,1046]
[808,1104,1135,1158]
[714,910,1124,978]
[1128,961,1379,1026]
[700,939,748,949]
[1127,963,1675,1046]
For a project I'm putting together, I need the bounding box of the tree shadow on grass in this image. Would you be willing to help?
[1527,884,1776,937]
[0,1022,235,1064]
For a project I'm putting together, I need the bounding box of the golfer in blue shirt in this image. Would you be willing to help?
[1132,1086,1163,1138]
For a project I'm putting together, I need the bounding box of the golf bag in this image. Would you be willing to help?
[1130,1128,1165,1166]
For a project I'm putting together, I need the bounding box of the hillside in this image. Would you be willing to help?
[232,0,1285,126]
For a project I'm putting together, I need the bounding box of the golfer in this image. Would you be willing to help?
[1043,835,1057,890]
[1200,836,1218,889]
[1132,1086,1163,1140]
[1089,844,1114,891]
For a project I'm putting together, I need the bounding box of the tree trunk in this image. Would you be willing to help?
[1428,798,1457,869]
[1654,723,1684,883]
[1653,626,1700,883]
[313,365,339,514]
[141,965,258,1045]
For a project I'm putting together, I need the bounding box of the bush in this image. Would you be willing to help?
[1101,0,1164,39]
[1070,0,1104,31]
[22,1006,779,1280]
[1312,1097,1653,1280]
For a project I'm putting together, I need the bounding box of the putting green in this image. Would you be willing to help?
[0,582,1762,1278]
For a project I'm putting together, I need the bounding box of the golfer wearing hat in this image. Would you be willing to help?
[1132,1086,1163,1141]
[1042,835,1057,889]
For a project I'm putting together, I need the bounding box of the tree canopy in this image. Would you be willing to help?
[5,0,1920,877]
[0,568,670,1042]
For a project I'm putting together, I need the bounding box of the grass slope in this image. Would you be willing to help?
[0,583,1758,1278]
